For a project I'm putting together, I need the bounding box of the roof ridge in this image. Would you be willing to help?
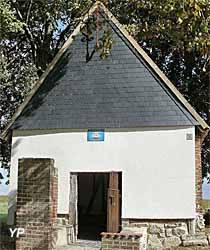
[1,1,209,139]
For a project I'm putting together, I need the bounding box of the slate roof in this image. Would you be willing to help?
[1,2,209,136]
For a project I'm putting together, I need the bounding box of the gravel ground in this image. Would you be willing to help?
[56,240,101,250]
[56,242,210,250]
[174,247,210,250]
[56,246,210,250]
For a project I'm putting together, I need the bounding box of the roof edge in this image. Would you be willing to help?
[97,2,209,131]
[1,1,209,140]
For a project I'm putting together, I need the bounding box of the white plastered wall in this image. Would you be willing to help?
[9,127,195,223]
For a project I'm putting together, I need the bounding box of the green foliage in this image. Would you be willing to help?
[110,0,210,178]
[0,196,8,223]
[202,199,210,210]
[0,0,209,179]
[0,0,23,39]
[80,13,115,60]
[122,0,209,56]
[99,27,114,59]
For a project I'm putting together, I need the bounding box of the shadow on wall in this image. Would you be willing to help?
[7,189,17,225]
[12,50,72,130]
[11,138,22,157]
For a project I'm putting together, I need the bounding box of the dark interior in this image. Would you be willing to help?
[78,173,109,240]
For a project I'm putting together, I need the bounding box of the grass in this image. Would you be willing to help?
[202,199,210,210]
[202,199,210,234]
[0,196,8,223]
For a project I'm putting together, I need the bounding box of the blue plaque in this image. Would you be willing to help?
[87,130,104,141]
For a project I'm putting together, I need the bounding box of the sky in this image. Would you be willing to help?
[0,167,209,199]
[202,176,210,200]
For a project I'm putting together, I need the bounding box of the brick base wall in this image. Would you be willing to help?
[16,158,58,250]
[101,232,141,250]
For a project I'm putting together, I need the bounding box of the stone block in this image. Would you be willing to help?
[147,235,163,250]
[129,222,149,228]
[207,234,210,245]
[195,213,206,232]
[139,227,148,250]
[148,223,164,235]
[172,225,188,237]
[159,232,166,238]
[182,234,209,246]
[122,219,130,227]
[56,226,68,246]
[165,228,173,237]
[181,234,207,241]
[182,239,209,246]
[162,236,181,248]
[165,223,178,228]
[176,222,187,227]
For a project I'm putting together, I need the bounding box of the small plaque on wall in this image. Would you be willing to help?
[186,133,193,140]
[87,130,104,141]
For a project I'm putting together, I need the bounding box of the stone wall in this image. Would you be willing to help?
[16,158,58,250]
[122,219,188,249]
[122,219,210,249]
[101,232,142,250]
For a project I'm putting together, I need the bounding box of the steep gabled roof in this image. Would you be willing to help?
[1,1,209,139]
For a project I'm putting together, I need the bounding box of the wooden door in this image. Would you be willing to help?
[69,173,78,243]
[107,172,120,232]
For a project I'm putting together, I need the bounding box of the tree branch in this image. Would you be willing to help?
[11,0,37,65]
[26,0,33,24]
[11,0,23,21]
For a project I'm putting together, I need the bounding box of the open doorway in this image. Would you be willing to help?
[78,173,108,240]
[69,172,122,241]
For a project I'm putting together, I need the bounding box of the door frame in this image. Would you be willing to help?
[107,171,121,233]
[69,171,122,241]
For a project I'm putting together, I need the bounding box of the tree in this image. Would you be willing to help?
[0,0,209,180]
[0,0,25,175]
[109,0,210,179]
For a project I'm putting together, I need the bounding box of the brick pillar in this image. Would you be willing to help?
[16,158,58,250]
[195,135,203,214]
[52,168,58,222]
[195,130,208,214]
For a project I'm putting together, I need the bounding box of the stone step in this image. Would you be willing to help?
[182,234,209,246]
